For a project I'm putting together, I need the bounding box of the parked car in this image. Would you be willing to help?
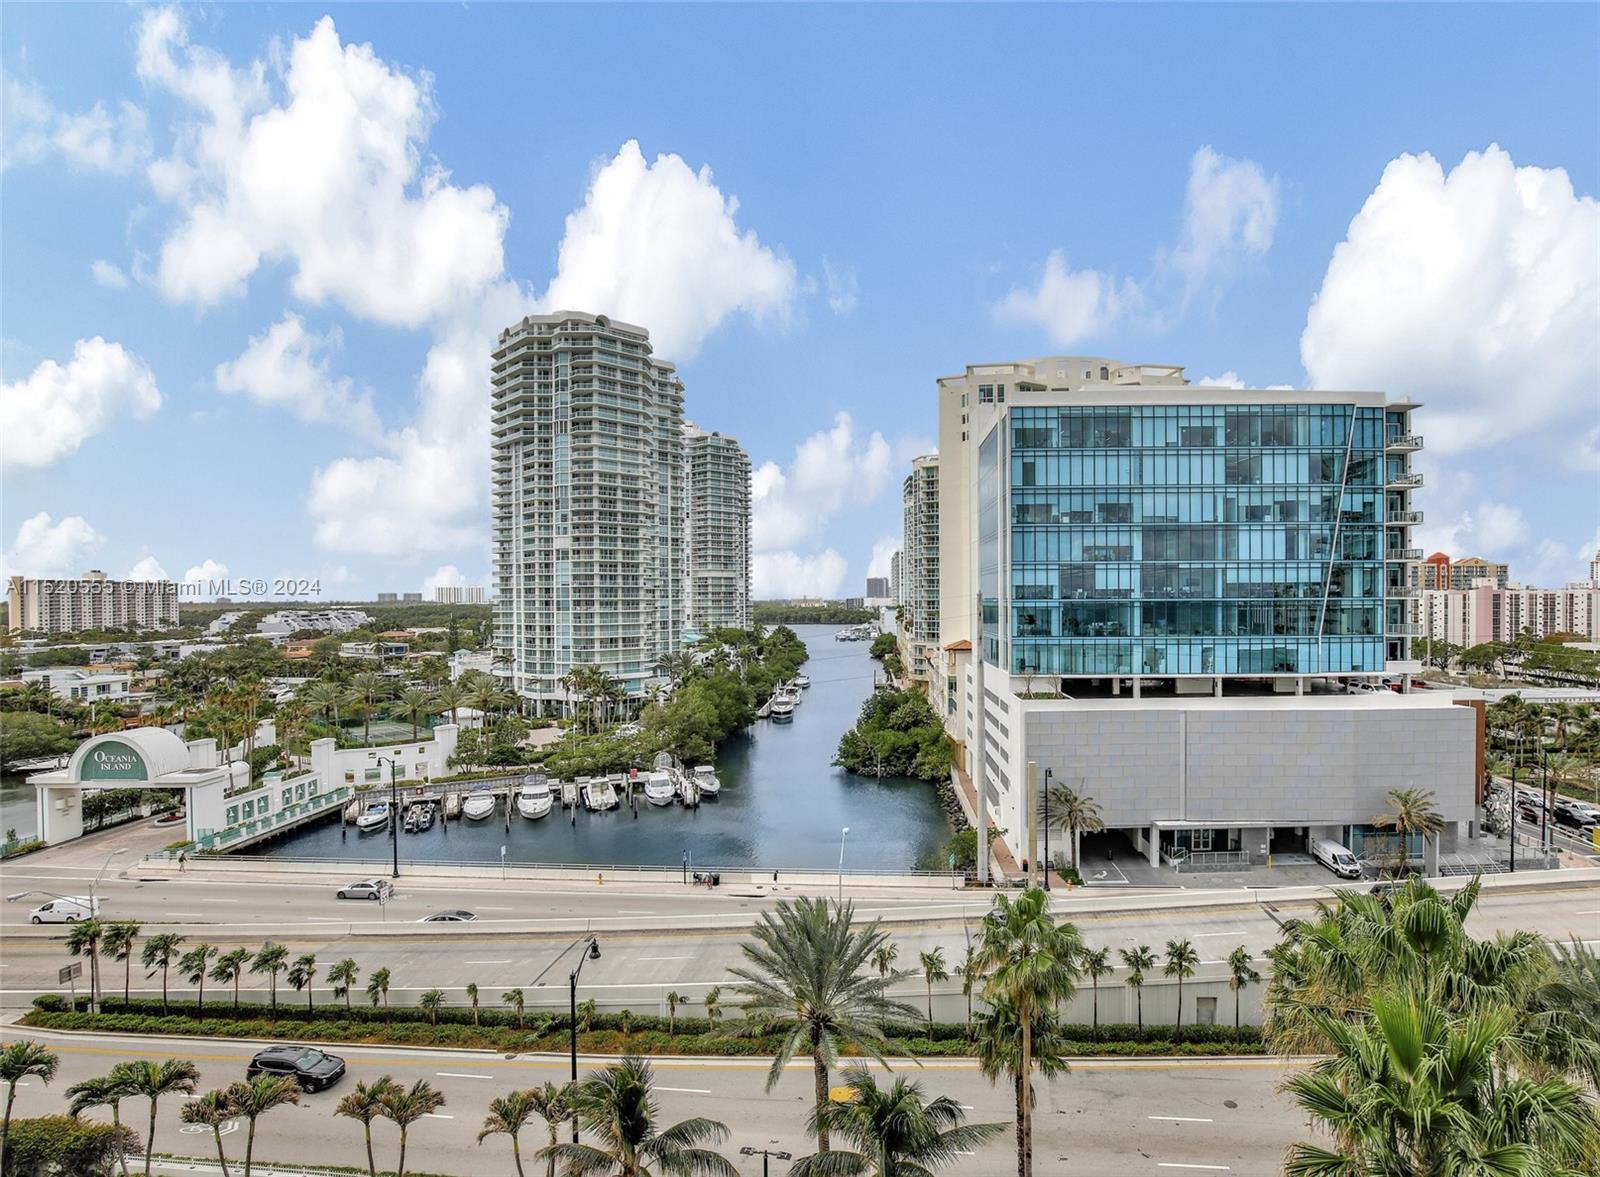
[28,897,99,924]
[336,879,394,901]
[246,1046,346,1092]
[1311,838,1363,880]
[419,909,478,922]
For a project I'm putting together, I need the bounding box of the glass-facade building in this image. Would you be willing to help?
[979,400,1419,677]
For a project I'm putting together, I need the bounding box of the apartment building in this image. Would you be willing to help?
[898,454,941,688]
[1423,582,1600,645]
[433,586,488,605]
[492,311,686,712]
[935,356,1475,876]
[683,424,752,631]
[1418,553,1511,591]
[7,570,179,634]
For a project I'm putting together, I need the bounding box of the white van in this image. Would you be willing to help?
[29,897,99,924]
[1311,839,1363,879]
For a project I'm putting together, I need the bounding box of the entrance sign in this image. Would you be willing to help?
[80,740,149,782]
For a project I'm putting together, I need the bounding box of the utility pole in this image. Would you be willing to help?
[973,593,989,886]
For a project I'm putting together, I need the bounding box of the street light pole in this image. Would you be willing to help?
[837,827,850,906]
[1508,735,1519,873]
[87,847,126,1012]
[377,756,399,879]
[568,936,601,1143]
[1042,768,1052,891]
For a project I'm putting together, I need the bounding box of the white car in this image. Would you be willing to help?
[29,897,99,924]
[336,879,394,901]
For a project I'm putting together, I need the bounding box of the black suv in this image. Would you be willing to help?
[246,1046,346,1092]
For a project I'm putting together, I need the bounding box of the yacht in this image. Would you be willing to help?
[692,765,721,797]
[770,696,796,723]
[462,792,496,821]
[642,771,677,806]
[355,802,390,832]
[792,673,811,689]
[516,776,553,819]
[597,779,620,809]
[559,780,578,809]
[581,779,620,812]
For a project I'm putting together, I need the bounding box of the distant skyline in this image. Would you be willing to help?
[2,4,1596,602]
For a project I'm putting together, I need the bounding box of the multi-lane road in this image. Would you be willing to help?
[2,1026,1311,1176]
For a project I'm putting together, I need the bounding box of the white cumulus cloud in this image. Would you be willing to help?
[753,549,848,600]
[421,564,468,595]
[140,10,509,326]
[822,258,859,316]
[0,513,104,581]
[1,74,150,173]
[181,559,229,587]
[866,537,899,580]
[1301,144,1598,455]
[540,139,796,360]
[90,260,130,289]
[214,313,383,440]
[0,337,162,468]
[1197,371,1246,389]
[995,146,1278,345]
[752,412,891,553]
[125,556,170,581]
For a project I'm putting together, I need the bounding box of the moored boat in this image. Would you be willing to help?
[516,775,553,819]
[462,792,496,821]
[770,696,796,722]
[692,765,721,796]
[793,674,811,689]
[355,802,390,831]
[443,792,462,820]
[642,771,676,806]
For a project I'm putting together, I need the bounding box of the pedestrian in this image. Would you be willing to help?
[597,872,604,886]
[178,851,187,872]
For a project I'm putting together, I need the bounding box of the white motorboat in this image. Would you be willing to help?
[516,777,553,819]
[462,792,496,821]
[770,697,796,722]
[642,771,676,806]
[679,775,700,807]
[598,780,619,809]
[560,781,578,808]
[581,780,613,812]
[793,674,811,689]
[343,799,364,823]
[355,802,390,831]
[692,765,721,796]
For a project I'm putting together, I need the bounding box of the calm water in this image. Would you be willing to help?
[258,626,954,871]
[1,775,35,842]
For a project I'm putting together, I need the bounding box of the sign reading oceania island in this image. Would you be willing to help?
[79,739,149,782]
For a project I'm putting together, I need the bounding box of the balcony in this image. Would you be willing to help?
[1387,510,1424,525]
[1385,547,1424,562]
[1385,620,1424,637]
[1387,584,1420,598]
[1385,433,1424,452]
[1385,471,1424,489]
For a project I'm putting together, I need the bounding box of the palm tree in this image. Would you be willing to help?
[65,918,105,1012]
[730,896,920,1152]
[1163,939,1200,1031]
[225,1074,300,1177]
[975,996,1071,1177]
[349,671,387,743]
[328,958,360,1011]
[792,1069,1006,1177]
[2,1040,59,1168]
[180,1089,236,1177]
[1225,947,1259,1031]
[956,940,981,1038]
[179,943,218,1013]
[378,1078,447,1177]
[1284,989,1599,1175]
[972,889,1081,1177]
[465,981,480,1025]
[503,986,526,1029]
[100,921,141,1005]
[140,932,186,1015]
[250,943,289,1014]
[920,948,949,1032]
[210,948,252,1011]
[419,987,445,1025]
[336,1076,400,1177]
[1036,780,1105,871]
[478,1089,541,1177]
[399,687,434,739]
[303,681,342,730]
[68,1063,137,1177]
[698,990,718,1033]
[1372,786,1445,876]
[123,1058,199,1177]
[1079,947,1112,1034]
[665,991,684,1035]
[1119,945,1155,1031]
[367,966,392,1008]
[872,942,899,982]
[287,953,319,1012]
[432,683,466,727]
[536,1055,736,1177]
[521,1082,573,1177]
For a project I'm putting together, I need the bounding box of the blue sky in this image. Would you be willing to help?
[3,3,1596,602]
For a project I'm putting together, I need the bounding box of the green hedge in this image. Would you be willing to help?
[23,999,1263,1058]
[4,1115,137,1177]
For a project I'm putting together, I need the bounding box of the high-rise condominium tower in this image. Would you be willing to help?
[683,424,752,630]
[492,312,685,712]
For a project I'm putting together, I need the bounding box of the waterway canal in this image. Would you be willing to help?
[257,625,954,871]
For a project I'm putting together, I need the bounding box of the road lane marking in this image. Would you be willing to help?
[656,1086,711,1094]
[636,955,691,961]
[1157,1165,1230,1171]
[424,1112,453,1119]
[164,913,205,918]
[1189,932,1248,938]
[617,910,657,915]
[463,960,512,965]
[1149,1115,1214,1122]
[1576,909,1600,915]
[436,1072,493,1080]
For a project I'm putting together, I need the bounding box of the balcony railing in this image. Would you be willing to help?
[1385,620,1424,637]
[1388,510,1425,524]
[1386,471,1424,489]
[1385,434,1424,451]
[1385,547,1424,561]
[1387,583,1420,598]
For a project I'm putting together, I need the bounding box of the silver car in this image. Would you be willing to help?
[336,879,394,901]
